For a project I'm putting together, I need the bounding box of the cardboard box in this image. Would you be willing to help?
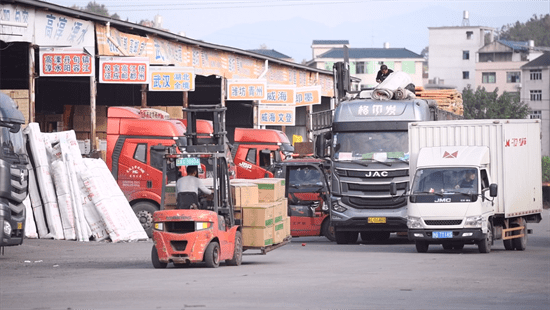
[166,106,184,119]
[254,178,285,202]
[231,183,259,207]
[164,182,177,208]
[273,221,286,244]
[284,217,290,237]
[242,203,274,227]
[243,226,273,247]
[273,199,288,224]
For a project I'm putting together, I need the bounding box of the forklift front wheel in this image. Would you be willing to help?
[226,231,243,266]
[151,245,167,269]
[205,241,220,268]
[132,201,158,238]
[321,219,336,242]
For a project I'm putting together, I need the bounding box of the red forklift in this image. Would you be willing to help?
[269,155,335,241]
[151,104,241,268]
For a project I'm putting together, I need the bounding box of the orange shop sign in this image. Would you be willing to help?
[258,106,295,126]
[149,67,195,91]
[295,86,322,106]
[99,57,149,84]
[39,48,94,77]
[260,85,295,105]
[226,79,267,100]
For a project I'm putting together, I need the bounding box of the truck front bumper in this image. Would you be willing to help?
[0,205,25,247]
[408,229,484,243]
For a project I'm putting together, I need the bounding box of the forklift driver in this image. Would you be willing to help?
[176,165,213,209]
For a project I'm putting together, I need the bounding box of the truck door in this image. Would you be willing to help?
[480,169,493,213]
[116,140,150,200]
[235,145,279,179]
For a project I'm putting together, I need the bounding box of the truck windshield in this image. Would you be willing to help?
[333,131,408,162]
[0,126,25,157]
[412,168,478,195]
[289,166,324,187]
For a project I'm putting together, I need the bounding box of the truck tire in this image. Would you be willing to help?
[132,201,158,238]
[415,241,429,253]
[321,219,336,242]
[226,231,243,266]
[151,245,167,269]
[478,222,493,253]
[205,241,220,268]
[512,218,527,251]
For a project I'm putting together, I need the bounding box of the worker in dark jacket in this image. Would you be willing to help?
[376,65,394,83]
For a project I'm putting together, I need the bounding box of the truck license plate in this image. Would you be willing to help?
[433,231,453,238]
[368,217,386,224]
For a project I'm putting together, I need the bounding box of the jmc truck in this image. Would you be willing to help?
[316,72,461,244]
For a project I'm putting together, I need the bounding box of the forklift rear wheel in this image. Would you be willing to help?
[132,202,158,238]
[226,231,243,266]
[321,220,336,242]
[151,245,167,269]
[205,242,220,268]
[415,241,429,253]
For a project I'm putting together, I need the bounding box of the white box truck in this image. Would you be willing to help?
[399,119,543,253]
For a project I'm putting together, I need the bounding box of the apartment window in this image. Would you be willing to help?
[530,110,542,119]
[530,90,542,101]
[482,72,496,83]
[355,62,365,74]
[507,72,521,83]
[463,71,470,79]
[463,50,470,60]
[530,69,542,80]
[466,31,473,40]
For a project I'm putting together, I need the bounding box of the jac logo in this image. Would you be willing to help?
[505,138,527,147]
[365,171,388,177]
[443,151,458,159]
[434,198,451,203]
[239,162,253,170]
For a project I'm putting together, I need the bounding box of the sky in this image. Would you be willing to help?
[47,0,550,62]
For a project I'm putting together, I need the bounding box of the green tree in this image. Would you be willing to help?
[498,14,550,46]
[462,86,530,119]
[72,1,120,20]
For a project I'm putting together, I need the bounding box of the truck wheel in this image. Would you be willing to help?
[503,239,514,250]
[478,222,493,253]
[151,245,167,269]
[226,231,243,266]
[205,241,220,268]
[512,218,527,251]
[321,220,336,242]
[415,241,429,253]
[132,201,158,238]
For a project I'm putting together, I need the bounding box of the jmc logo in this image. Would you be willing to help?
[365,171,388,177]
[434,198,452,203]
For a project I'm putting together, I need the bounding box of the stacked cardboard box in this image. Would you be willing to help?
[232,178,290,247]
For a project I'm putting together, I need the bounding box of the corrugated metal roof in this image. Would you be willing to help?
[317,48,423,59]
[498,40,529,51]
[521,52,550,68]
[312,40,349,45]
[248,49,292,59]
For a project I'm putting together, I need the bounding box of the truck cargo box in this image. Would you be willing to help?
[409,119,543,218]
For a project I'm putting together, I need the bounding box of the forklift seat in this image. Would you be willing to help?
[177,192,199,209]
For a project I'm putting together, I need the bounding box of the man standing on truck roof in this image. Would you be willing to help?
[376,65,394,83]
[176,166,212,198]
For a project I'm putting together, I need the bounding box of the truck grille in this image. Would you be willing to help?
[346,197,407,209]
[424,220,462,225]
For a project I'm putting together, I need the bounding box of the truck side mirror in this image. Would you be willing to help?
[489,183,498,197]
[389,182,397,196]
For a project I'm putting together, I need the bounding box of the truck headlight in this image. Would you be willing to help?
[407,216,423,229]
[332,202,347,212]
[464,216,483,228]
[153,222,164,231]
[195,222,212,231]
[3,220,12,236]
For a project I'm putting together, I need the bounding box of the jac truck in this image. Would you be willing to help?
[232,128,294,179]
[401,119,543,253]
[0,93,29,251]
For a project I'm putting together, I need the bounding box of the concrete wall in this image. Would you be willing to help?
[475,61,525,93]
[522,66,550,156]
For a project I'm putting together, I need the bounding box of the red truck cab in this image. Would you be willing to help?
[232,128,294,179]
[107,107,191,237]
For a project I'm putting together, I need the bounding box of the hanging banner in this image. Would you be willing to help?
[258,106,296,126]
[39,47,94,77]
[95,24,149,57]
[0,4,35,43]
[149,67,195,91]
[99,56,149,84]
[34,10,94,48]
[260,85,295,105]
[226,79,267,100]
[295,86,322,106]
